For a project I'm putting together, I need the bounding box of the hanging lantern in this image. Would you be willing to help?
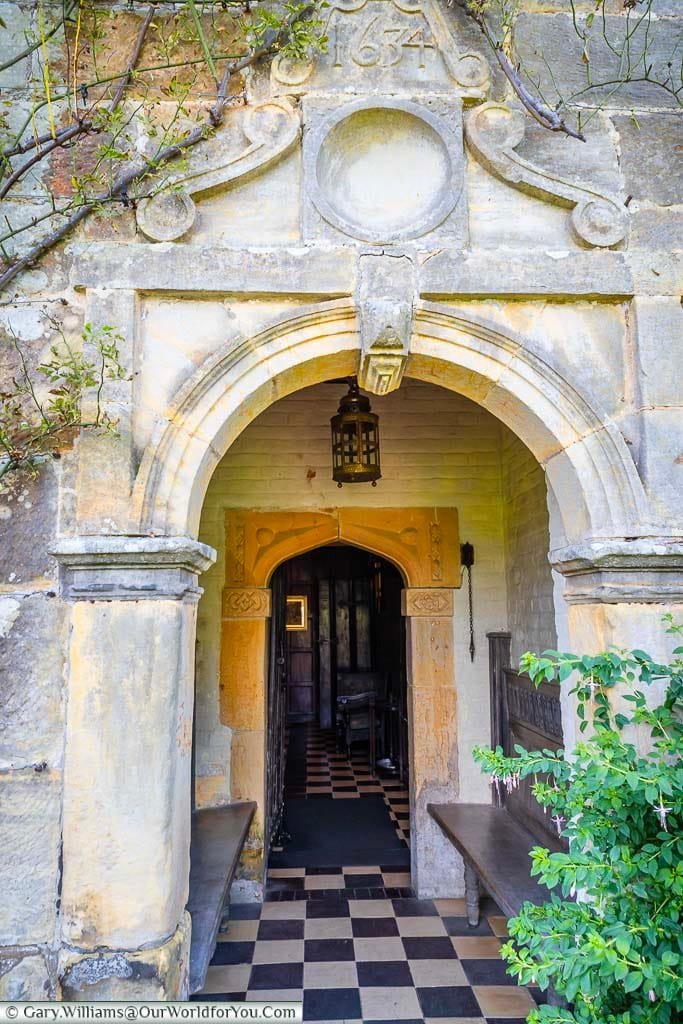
[330,382,381,487]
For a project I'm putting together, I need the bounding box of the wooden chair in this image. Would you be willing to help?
[336,691,382,774]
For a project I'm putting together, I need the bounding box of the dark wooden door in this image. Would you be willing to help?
[285,574,317,722]
[266,571,287,854]
[318,578,335,729]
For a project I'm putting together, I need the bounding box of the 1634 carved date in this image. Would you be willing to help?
[331,13,436,69]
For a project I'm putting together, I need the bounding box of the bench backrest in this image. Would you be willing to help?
[337,671,387,699]
[488,633,565,849]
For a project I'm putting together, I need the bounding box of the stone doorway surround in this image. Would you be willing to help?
[47,236,683,1001]
[4,0,682,1002]
[220,507,462,898]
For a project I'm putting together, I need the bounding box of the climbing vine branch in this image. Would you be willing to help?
[0,321,125,486]
[0,1,326,295]
[451,0,682,140]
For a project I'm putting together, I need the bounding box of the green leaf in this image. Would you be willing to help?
[624,970,643,992]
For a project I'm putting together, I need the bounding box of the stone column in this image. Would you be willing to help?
[552,540,683,751]
[220,587,272,889]
[402,587,461,899]
[52,536,215,1001]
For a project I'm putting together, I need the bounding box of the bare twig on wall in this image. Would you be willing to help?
[0,1,324,295]
[451,0,682,140]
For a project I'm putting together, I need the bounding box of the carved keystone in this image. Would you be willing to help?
[357,253,417,395]
[465,103,629,249]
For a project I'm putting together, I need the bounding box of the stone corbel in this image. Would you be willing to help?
[465,102,629,248]
[51,535,216,602]
[136,99,300,242]
[356,253,417,396]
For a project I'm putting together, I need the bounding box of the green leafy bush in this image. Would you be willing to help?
[473,618,683,1024]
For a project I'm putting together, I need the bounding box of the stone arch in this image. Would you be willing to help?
[133,298,646,545]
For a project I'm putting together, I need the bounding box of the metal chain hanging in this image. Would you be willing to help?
[460,542,475,662]
[466,564,475,662]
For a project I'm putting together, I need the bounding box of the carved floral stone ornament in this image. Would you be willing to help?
[222,587,272,619]
[307,97,463,244]
[136,99,300,243]
[401,587,454,617]
[465,103,630,248]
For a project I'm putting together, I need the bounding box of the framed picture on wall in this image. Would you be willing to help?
[286,595,308,631]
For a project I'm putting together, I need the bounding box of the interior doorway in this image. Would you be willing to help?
[265,545,410,875]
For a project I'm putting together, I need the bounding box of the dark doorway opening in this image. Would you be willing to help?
[266,545,410,875]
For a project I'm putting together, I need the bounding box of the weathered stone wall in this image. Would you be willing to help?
[501,433,557,666]
[0,422,68,1000]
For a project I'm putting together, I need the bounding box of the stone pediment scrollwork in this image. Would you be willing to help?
[465,102,629,248]
[136,98,300,242]
[272,0,489,96]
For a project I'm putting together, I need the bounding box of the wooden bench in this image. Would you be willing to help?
[429,802,568,1008]
[428,802,562,926]
[426,635,569,1006]
[428,632,567,926]
[187,802,256,994]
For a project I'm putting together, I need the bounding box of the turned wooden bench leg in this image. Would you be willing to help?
[464,861,480,927]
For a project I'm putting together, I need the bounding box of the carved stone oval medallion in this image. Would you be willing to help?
[309,98,461,243]
[136,190,196,242]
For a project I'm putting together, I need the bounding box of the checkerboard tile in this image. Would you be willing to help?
[284,725,411,847]
[265,865,412,901]
[195,883,542,1022]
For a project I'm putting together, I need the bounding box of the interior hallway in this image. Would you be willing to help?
[270,724,410,868]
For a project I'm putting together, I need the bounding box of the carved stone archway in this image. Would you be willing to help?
[221,507,462,897]
[52,297,655,993]
[132,300,646,545]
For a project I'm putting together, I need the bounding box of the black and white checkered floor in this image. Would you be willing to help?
[283,725,410,847]
[194,727,542,1021]
[195,879,543,1021]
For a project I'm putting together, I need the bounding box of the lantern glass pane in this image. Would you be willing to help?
[342,422,358,462]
